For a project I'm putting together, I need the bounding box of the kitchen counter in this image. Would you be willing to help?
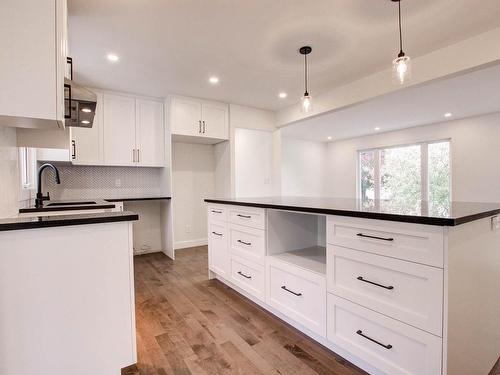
[0,211,139,232]
[19,199,116,214]
[105,196,171,202]
[204,196,500,226]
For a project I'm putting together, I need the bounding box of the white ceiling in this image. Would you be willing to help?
[68,0,500,111]
[281,63,500,142]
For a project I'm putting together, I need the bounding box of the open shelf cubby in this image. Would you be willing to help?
[267,209,327,275]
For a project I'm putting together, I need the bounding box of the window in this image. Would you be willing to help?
[359,140,451,215]
[19,147,36,198]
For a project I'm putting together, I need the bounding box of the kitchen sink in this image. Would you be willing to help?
[46,201,97,206]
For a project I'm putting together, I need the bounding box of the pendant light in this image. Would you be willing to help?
[299,46,313,113]
[391,0,411,84]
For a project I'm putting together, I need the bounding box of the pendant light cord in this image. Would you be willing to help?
[304,53,308,95]
[398,0,403,54]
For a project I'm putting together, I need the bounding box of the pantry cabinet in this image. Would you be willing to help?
[0,0,67,129]
[170,96,228,142]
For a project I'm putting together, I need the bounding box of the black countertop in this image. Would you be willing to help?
[105,196,171,202]
[0,211,139,232]
[19,199,116,214]
[204,197,500,226]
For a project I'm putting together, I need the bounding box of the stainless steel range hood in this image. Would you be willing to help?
[64,78,97,128]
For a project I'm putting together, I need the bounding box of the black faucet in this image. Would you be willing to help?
[35,163,61,208]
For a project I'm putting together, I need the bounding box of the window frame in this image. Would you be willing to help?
[357,139,452,205]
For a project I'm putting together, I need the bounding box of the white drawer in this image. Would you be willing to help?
[229,206,266,229]
[327,295,442,375]
[266,256,326,337]
[208,205,228,223]
[229,223,266,265]
[327,216,444,267]
[208,222,229,277]
[230,256,265,301]
[327,245,443,336]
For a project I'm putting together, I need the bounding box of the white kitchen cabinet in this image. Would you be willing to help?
[71,92,104,165]
[202,101,229,139]
[0,0,67,129]
[103,94,137,166]
[136,99,165,167]
[170,96,228,142]
[170,97,202,137]
[208,221,229,277]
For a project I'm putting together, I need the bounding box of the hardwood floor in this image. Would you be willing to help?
[126,246,367,375]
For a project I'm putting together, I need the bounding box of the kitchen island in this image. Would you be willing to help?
[0,211,139,375]
[204,197,500,375]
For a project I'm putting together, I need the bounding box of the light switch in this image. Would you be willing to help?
[115,179,122,187]
[491,216,500,231]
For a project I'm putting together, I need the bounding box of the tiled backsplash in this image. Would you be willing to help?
[43,164,164,200]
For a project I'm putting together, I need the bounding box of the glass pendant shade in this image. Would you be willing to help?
[392,54,411,84]
[301,93,312,113]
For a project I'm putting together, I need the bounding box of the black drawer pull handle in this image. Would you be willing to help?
[356,330,392,349]
[356,233,394,242]
[212,231,223,236]
[281,285,302,297]
[237,214,251,219]
[237,271,251,279]
[357,276,394,290]
[211,210,223,214]
[237,239,251,246]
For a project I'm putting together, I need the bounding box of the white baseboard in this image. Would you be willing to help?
[174,238,208,250]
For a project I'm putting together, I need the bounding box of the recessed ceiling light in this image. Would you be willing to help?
[209,76,219,84]
[444,112,452,118]
[107,54,119,62]
[278,92,287,99]
[374,127,381,131]
[81,108,92,113]
[327,136,332,140]
[81,120,90,124]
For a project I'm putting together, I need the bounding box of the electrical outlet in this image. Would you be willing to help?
[491,216,500,231]
[185,225,191,233]
[115,179,122,187]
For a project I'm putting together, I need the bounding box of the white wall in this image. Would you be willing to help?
[0,127,19,218]
[281,138,328,197]
[235,128,273,198]
[229,104,276,197]
[171,142,215,249]
[325,111,500,203]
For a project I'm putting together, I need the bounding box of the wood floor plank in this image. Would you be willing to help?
[133,247,367,375]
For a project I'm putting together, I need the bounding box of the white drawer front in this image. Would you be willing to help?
[327,245,443,336]
[229,224,266,265]
[208,222,229,277]
[229,206,266,229]
[230,256,265,301]
[266,257,326,337]
[327,216,444,267]
[208,205,228,223]
[327,295,442,375]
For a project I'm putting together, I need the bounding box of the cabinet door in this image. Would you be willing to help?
[103,94,136,166]
[170,97,202,137]
[71,92,103,165]
[208,222,229,277]
[201,101,228,140]
[136,99,164,167]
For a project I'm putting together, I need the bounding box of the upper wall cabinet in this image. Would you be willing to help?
[170,96,229,143]
[0,0,67,129]
[70,91,165,167]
